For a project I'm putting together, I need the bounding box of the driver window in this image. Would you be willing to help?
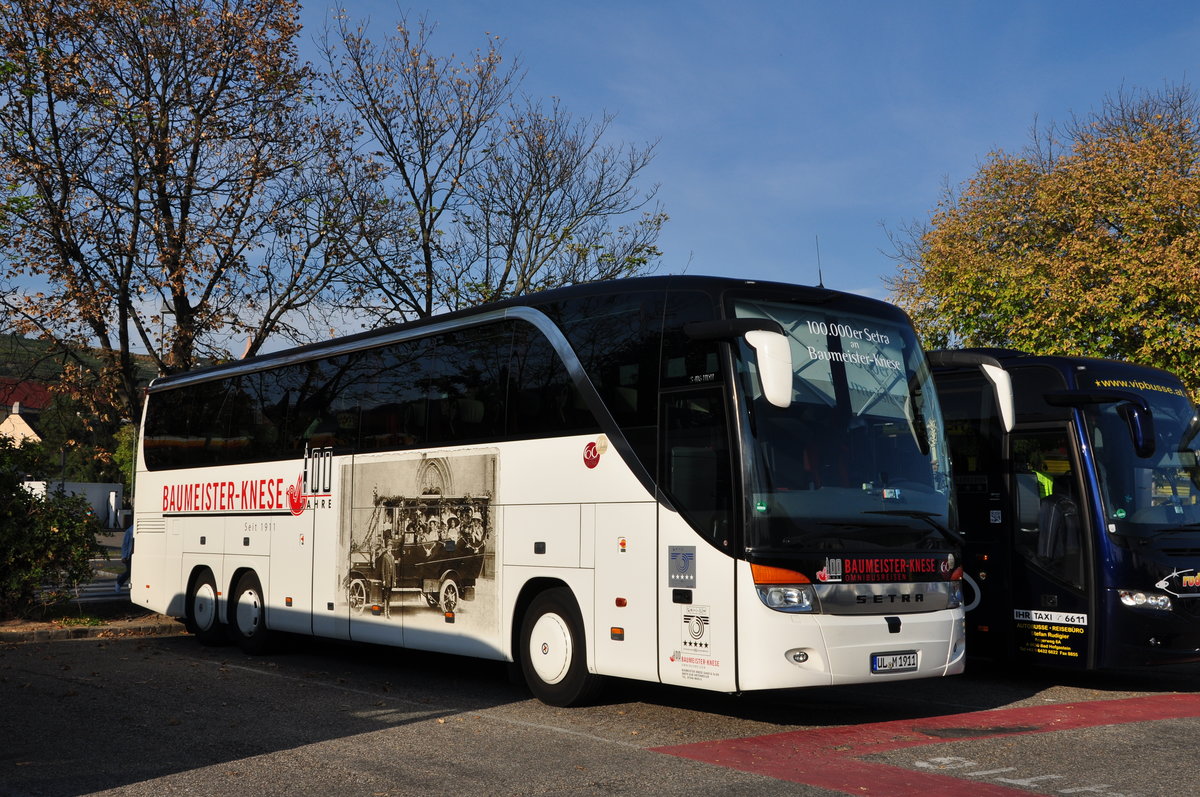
[1012,432,1085,589]
[661,389,734,549]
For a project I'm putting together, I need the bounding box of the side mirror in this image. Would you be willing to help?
[979,363,1015,434]
[685,318,793,409]
[1117,401,1156,458]
[745,330,793,409]
[1044,389,1155,458]
[925,350,1015,433]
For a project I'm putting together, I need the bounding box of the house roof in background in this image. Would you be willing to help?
[0,378,52,411]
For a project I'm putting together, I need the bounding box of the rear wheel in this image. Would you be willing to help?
[519,588,601,707]
[230,571,274,654]
[186,570,225,646]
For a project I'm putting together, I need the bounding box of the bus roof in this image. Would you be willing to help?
[930,347,1184,388]
[149,274,906,392]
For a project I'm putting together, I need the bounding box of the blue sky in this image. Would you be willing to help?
[298,1,1200,300]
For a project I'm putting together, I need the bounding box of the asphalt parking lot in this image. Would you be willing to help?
[3,624,1199,797]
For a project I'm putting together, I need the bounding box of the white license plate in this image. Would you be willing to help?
[871,651,918,673]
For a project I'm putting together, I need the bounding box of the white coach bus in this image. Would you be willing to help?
[132,276,965,705]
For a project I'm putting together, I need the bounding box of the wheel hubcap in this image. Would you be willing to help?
[529,612,572,685]
[193,583,217,631]
[236,589,262,637]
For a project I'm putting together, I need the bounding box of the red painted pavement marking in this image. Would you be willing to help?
[652,693,1200,795]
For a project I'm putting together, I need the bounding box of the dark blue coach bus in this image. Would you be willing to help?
[929,348,1200,669]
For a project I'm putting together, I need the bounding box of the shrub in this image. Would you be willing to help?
[0,438,104,618]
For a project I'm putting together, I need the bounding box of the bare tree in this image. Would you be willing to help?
[0,0,344,421]
[319,14,664,326]
[319,13,517,323]
[448,98,664,309]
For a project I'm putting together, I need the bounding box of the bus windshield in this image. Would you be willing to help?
[1084,383,1200,537]
[733,298,954,554]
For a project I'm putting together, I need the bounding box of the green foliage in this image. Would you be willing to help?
[34,391,126,484]
[0,333,158,384]
[0,437,103,619]
[890,84,1200,391]
[0,333,152,497]
[112,423,137,491]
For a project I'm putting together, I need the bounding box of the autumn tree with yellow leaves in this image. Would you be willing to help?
[889,84,1200,390]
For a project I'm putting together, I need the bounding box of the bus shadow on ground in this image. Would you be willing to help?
[594,654,1200,730]
[274,633,1200,731]
[0,633,529,797]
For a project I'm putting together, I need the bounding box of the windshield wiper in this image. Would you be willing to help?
[863,509,964,547]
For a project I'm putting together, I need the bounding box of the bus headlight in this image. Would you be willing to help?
[1118,589,1173,611]
[751,563,819,613]
[756,584,817,612]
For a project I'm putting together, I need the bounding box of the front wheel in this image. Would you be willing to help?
[519,588,601,707]
[230,571,274,654]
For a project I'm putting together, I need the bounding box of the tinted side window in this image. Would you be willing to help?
[294,355,365,452]
[508,322,597,437]
[229,365,310,461]
[144,317,608,470]
[143,380,232,468]
[358,336,435,452]
[550,293,662,433]
[539,292,663,470]
[426,325,513,445]
[1012,365,1070,421]
[660,291,720,390]
[258,356,363,456]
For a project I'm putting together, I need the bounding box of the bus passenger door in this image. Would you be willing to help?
[1007,430,1092,668]
[656,389,739,692]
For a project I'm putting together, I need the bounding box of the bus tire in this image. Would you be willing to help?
[186,569,226,646]
[230,571,274,654]
[519,588,601,707]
